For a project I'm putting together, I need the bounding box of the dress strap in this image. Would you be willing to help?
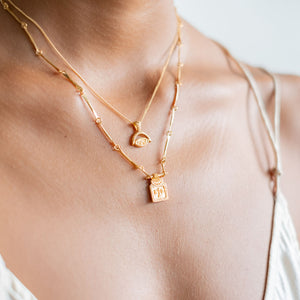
[211,40,283,197]
[259,69,283,192]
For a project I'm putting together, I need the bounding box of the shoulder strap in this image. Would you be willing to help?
[211,40,282,196]
[258,69,282,196]
[260,69,282,173]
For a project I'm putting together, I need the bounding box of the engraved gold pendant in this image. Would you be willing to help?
[130,121,151,148]
[149,174,169,202]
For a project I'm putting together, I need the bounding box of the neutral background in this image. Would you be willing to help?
[175,0,300,75]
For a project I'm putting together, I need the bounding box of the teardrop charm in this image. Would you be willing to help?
[130,121,151,148]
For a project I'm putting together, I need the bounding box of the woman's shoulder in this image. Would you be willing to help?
[276,72,300,120]
[185,20,300,238]
[186,19,300,126]
[245,65,300,239]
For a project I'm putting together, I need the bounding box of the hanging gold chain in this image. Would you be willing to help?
[1,0,184,202]
[2,0,180,149]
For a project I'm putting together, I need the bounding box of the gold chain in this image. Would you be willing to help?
[1,1,184,202]
[2,0,181,148]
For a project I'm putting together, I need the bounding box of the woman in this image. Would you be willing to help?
[0,0,299,299]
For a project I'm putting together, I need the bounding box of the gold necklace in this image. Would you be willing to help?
[2,0,181,149]
[2,1,184,203]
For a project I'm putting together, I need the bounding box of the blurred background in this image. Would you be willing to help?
[175,0,300,75]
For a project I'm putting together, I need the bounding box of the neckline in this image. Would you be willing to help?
[0,254,37,299]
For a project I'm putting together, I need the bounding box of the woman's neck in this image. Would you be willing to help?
[2,0,178,70]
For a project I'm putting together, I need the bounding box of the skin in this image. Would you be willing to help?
[0,0,299,299]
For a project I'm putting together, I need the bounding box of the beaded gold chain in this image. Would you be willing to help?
[2,0,181,149]
[1,1,184,202]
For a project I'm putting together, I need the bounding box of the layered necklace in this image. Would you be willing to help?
[1,0,184,203]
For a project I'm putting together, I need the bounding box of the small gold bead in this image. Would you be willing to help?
[173,105,179,111]
[167,130,172,136]
[21,22,28,30]
[77,86,84,95]
[95,117,102,124]
[61,70,68,77]
[35,49,43,56]
[2,2,9,10]
[113,144,120,151]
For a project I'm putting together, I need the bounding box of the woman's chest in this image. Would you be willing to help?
[0,82,287,299]
[0,193,272,300]
[0,137,275,300]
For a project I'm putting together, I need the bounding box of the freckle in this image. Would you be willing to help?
[64,135,67,138]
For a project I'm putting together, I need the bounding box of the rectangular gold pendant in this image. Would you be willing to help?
[149,175,169,202]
